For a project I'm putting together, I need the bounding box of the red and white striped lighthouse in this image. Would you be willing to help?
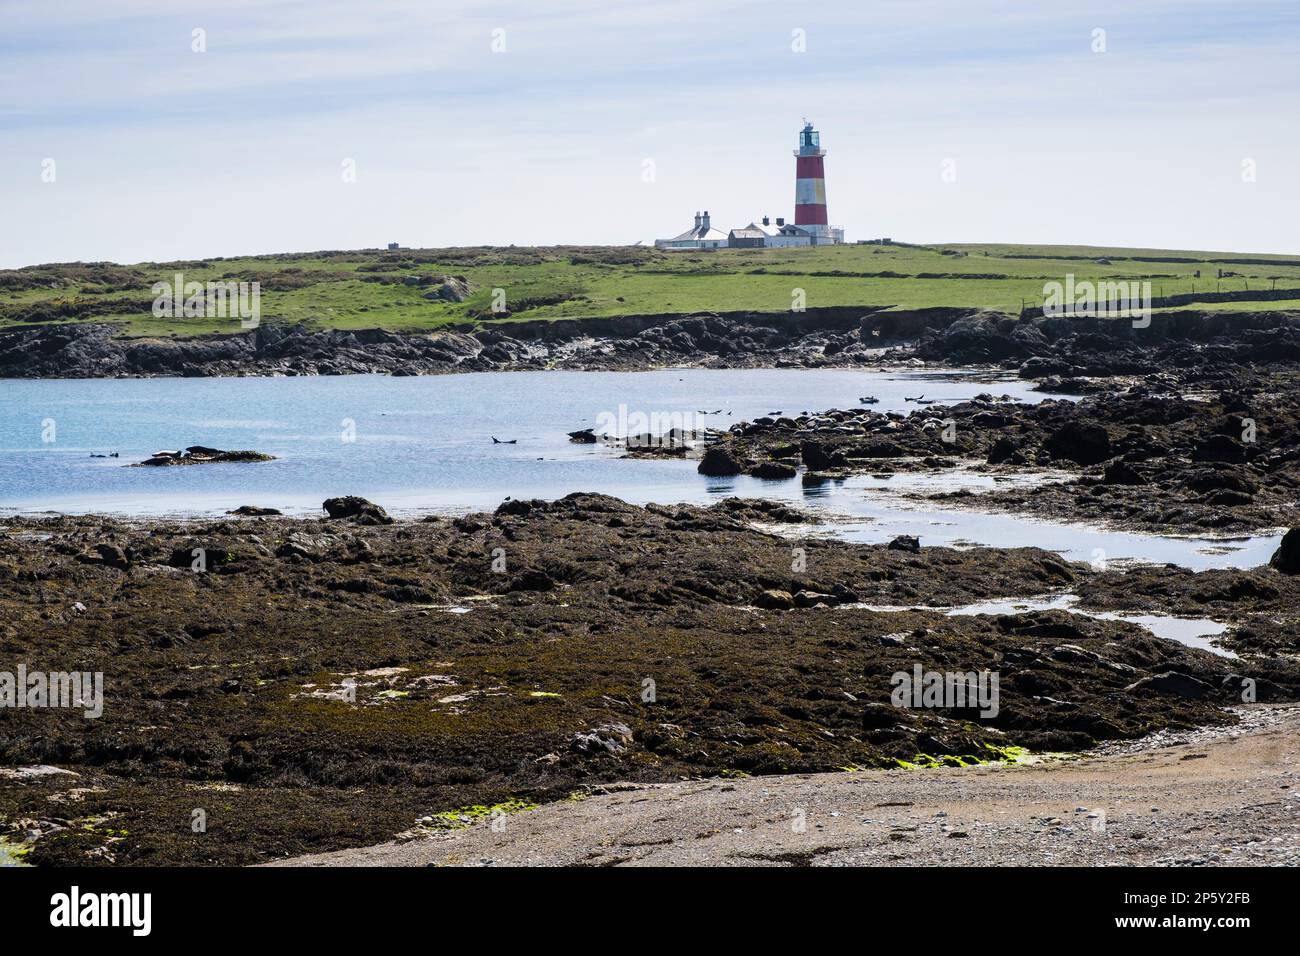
[793,120,840,243]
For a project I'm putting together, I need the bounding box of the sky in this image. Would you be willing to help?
[1,0,1298,268]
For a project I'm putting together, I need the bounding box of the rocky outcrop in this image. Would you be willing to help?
[75,542,130,570]
[919,310,1300,375]
[697,446,742,476]
[424,276,472,303]
[887,535,921,553]
[698,357,1300,536]
[1124,671,1216,699]
[322,496,393,525]
[748,461,797,480]
[4,306,1299,379]
[1271,529,1300,574]
[1043,422,1112,466]
[131,447,277,467]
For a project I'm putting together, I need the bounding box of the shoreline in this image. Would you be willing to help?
[271,703,1300,867]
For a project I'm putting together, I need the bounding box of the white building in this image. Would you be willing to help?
[652,122,847,250]
[728,216,813,248]
[654,211,729,250]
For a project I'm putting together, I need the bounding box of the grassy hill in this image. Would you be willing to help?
[4,242,1300,339]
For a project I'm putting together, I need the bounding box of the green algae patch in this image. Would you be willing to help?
[422,799,538,831]
[880,744,1050,771]
[983,744,1032,764]
[0,836,33,867]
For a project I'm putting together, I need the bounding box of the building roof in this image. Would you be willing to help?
[735,220,813,238]
[665,224,728,242]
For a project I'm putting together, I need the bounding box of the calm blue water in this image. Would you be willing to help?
[0,368,1278,570]
[0,368,1044,514]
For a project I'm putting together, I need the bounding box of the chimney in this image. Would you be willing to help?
[776,217,785,227]
[693,211,701,229]
[701,210,710,230]
[762,216,770,226]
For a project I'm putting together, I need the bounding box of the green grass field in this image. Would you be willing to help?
[4,242,1299,338]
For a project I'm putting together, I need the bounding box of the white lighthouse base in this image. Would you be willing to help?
[799,225,845,244]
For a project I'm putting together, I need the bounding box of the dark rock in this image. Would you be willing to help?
[918,312,1039,363]
[76,542,130,570]
[997,612,1087,640]
[1183,467,1256,496]
[1193,575,1278,602]
[567,429,598,444]
[322,496,393,525]
[986,436,1024,465]
[1206,489,1253,507]
[748,461,797,480]
[800,440,844,470]
[793,589,837,608]
[860,702,900,730]
[275,541,313,561]
[1124,671,1215,700]
[1044,421,1112,466]
[1018,356,1075,378]
[1220,674,1285,701]
[1192,434,1247,464]
[1270,528,1300,574]
[756,589,794,610]
[384,585,439,603]
[697,446,742,476]
[133,448,277,467]
[971,411,1013,428]
[495,498,545,517]
[227,505,283,516]
[831,582,859,603]
[887,535,921,553]
[168,546,230,569]
[1102,460,1147,486]
[507,569,555,592]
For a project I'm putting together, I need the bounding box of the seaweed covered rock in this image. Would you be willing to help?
[133,447,276,467]
[1043,421,1112,466]
[697,446,742,476]
[748,461,797,480]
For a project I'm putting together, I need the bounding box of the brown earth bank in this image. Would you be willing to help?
[1,307,1298,379]
[274,704,1300,867]
[3,494,1299,866]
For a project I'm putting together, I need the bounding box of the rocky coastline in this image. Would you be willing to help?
[3,494,1299,865]
[3,307,1298,380]
[3,306,1300,867]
